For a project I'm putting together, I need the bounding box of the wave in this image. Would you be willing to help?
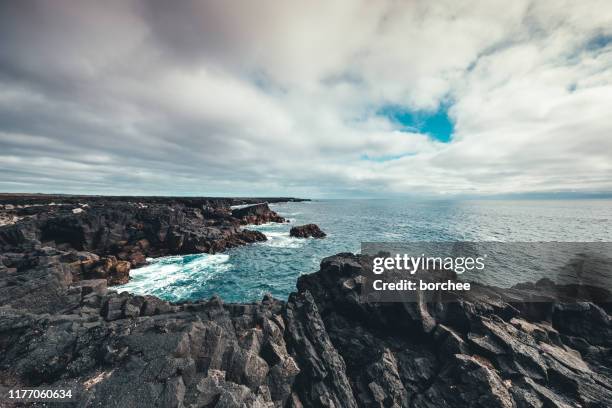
[260,231,305,248]
[230,203,265,209]
[248,221,284,229]
[117,253,231,298]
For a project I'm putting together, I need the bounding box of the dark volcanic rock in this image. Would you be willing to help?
[2,253,612,407]
[294,254,612,408]
[232,203,287,225]
[0,199,287,271]
[63,251,131,285]
[0,193,309,207]
[1,210,612,408]
[290,223,326,238]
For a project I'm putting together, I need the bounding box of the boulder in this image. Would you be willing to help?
[231,203,286,225]
[110,260,130,285]
[68,255,130,285]
[73,279,108,296]
[289,224,326,238]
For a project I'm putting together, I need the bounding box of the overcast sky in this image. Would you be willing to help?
[1,1,611,198]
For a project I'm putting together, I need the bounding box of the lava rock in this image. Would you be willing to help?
[0,199,286,261]
[231,203,287,225]
[289,224,326,238]
[2,199,612,407]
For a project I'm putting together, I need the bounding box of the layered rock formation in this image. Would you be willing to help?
[1,250,611,407]
[289,224,326,239]
[297,254,612,407]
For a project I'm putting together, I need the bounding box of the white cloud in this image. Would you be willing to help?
[0,0,611,197]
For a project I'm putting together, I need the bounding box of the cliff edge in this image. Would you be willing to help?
[1,252,611,407]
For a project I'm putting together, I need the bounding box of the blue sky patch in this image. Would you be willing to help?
[377,104,454,142]
[585,33,612,51]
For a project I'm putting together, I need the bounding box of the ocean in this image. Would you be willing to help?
[116,199,612,302]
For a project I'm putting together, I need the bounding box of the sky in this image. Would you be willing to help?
[0,0,611,198]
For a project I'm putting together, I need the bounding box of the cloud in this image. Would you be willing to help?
[0,0,611,197]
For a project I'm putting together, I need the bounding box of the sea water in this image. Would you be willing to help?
[117,199,612,302]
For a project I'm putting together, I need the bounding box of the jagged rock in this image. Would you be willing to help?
[290,224,326,239]
[73,279,107,296]
[66,253,131,285]
[232,203,287,225]
[0,198,285,269]
[552,302,611,347]
[128,251,147,267]
[285,291,358,408]
[1,199,611,407]
[141,295,172,316]
[102,294,126,321]
[292,254,612,407]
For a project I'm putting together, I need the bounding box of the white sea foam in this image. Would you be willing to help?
[262,231,305,248]
[230,202,265,210]
[248,222,281,229]
[117,253,230,297]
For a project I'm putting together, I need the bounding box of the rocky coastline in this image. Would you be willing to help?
[0,196,611,407]
[289,224,326,239]
[0,196,298,285]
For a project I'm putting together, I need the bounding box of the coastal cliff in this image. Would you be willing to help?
[0,198,611,407]
[0,197,291,284]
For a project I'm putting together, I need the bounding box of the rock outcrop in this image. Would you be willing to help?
[1,250,611,407]
[0,199,284,270]
[290,224,326,238]
[64,251,131,285]
[232,203,287,225]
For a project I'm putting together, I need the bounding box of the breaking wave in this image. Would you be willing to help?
[260,231,305,248]
[115,199,612,303]
[116,253,231,301]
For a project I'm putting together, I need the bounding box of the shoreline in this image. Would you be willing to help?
[1,197,611,406]
[0,196,301,280]
[1,251,610,406]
